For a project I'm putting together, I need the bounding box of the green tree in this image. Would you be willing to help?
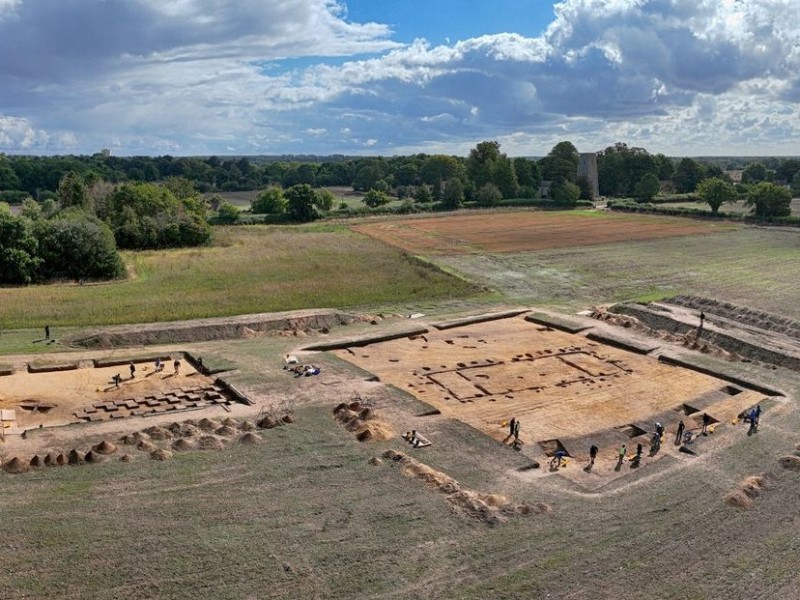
[285,184,321,222]
[0,210,42,283]
[551,181,581,205]
[475,183,502,207]
[216,202,240,224]
[791,172,800,198]
[466,141,501,189]
[162,176,197,200]
[634,173,661,202]
[363,189,391,208]
[57,171,91,211]
[37,214,124,280]
[697,177,737,214]
[317,188,335,211]
[414,185,432,203]
[745,182,792,217]
[741,162,768,184]
[672,158,706,193]
[539,141,579,185]
[442,178,465,209]
[251,187,287,214]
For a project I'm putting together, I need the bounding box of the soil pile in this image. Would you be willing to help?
[150,449,173,461]
[93,440,118,455]
[335,404,394,442]
[237,432,262,445]
[239,420,257,432]
[381,450,535,525]
[215,425,238,437]
[121,431,150,446]
[56,453,67,465]
[29,455,43,468]
[136,440,157,453]
[172,438,195,452]
[67,449,85,465]
[779,456,800,471]
[44,453,57,467]
[257,416,278,429]
[84,450,103,464]
[144,426,172,441]
[198,418,219,432]
[3,457,30,474]
[119,454,133,462]
[197,435,225,450]
[725,474,769,509]
[168,422,201,437]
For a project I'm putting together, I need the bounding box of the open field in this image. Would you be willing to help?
[0,225,480,329]
[353,210,737,255]
[2,209,800,599]
[436,226,800,318]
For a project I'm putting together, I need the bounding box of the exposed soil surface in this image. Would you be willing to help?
[353,211,731,255]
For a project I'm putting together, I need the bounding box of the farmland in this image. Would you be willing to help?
[0,225,479,329]
[1,208,800,600]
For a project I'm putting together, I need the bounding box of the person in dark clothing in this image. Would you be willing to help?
[589,445,598,466]
[129,362,136,379]
[509,417,516,438]
[675,420,685,444]
[45,325,50,340]
[635,443,643,461]
[702,412,711,435]
[513,419,520,442]
[698,311,706,337]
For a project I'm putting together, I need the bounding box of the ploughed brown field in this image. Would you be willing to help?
[352,210,736,254]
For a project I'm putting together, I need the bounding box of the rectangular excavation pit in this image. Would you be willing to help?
[616,424,648,438]
[722,385,743,396]
[538,439,570,458]
[331,315,767,450]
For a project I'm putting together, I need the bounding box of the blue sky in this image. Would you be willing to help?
[0,0,798,157]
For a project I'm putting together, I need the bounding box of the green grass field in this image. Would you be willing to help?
[438,227,800,319]
[0,225,480,329]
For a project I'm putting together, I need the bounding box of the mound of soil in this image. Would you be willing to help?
[355,421,394,442]
[333,403,348,414]
[239,420,257,432]
[281,414,295,424]
[29,455,43,468]
[369,457,383,466]
[136,440,157,453]
[220,417,237,427]
[196,435,225,450]
[382,449,403,461]
[44,453,57,467]
[150,449,172,461]
[121,431,150,446]
[237,432,262,445]
[359,408,376,421]
[93,440,118,455]
[348,402,362,412]
[56,453,67,466]
[740,475,767,498]
[119,454,133,462]
[257,416,279,429]
[198,418,219,432]
[398,453,461,494]
[84,450,103,464]
[144,426,172,441]
[172,438,195,452]
[779,455,800,471]
[3,457,30,474]
[67,449,85,465]
[725,490,753,509]
[215,425,238,437]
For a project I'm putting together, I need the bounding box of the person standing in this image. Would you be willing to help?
[589,445,598,466]
[675,420,685,444]
[173,359,181,375]
[513,419,521,442]
[698,311,706,337]
[509,417,517,438]
[45,325,50,340]
[129,362,136,379]
[617,445,626,467]
[702,412,711,435]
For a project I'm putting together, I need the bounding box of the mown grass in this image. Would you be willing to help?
[0,225,481,329]
[439,227,800,319]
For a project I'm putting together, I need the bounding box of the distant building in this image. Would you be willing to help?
[100,148,111,158]
[577,153,600,198]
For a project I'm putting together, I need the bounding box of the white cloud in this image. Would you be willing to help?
[0,0,798,155]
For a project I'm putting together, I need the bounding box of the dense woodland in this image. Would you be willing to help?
[0,141,798,284]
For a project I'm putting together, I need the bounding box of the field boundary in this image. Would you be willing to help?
[303,326,430,351]
[433,309,529,330]
[657,352,785,397]
[525,312,593,334]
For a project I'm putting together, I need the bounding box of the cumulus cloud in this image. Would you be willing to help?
[0,0,798,155]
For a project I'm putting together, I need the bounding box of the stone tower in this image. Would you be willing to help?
[577,153,599,199]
